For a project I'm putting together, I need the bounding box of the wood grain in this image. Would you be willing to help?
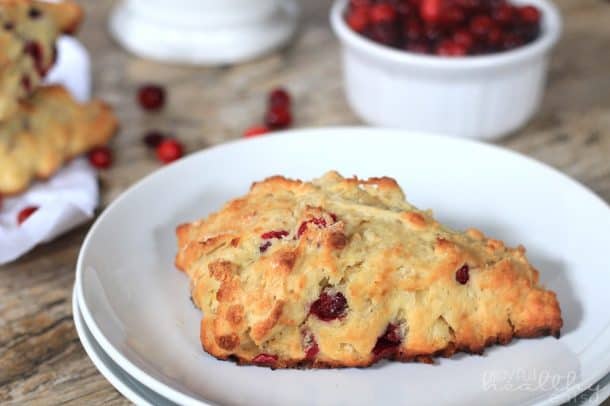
[1,0,609,404]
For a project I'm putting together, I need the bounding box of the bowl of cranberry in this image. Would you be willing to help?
[331,0,561,140]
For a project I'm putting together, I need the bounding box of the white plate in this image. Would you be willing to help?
[76,128,610,406]
[72,286,177,406]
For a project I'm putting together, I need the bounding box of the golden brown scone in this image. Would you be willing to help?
[0,0,83,120]
[0,85,117,195]
[175,172,563,369]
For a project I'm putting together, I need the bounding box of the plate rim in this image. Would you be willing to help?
[72,283,169,406]
[75,127,610,406]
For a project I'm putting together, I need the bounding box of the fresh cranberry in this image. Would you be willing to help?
[261,230,289,240]
[453,29,474,50]
[156,138,183,164]
[259,241,272,253]
[370,3,397,23]
[142,130,165,148]
[264,106,292,130]
[346,6,370,33]
[487,27,504,49]
[88,146,113,169]
[17,206,38,225]
[493,4,515,26]
[310,290,348,321]
[243,125,269,138]
[436,40,467,56]
[420,0,443,24]
[349,0,372,7]
[372,323,402,356]
[28,7,42,18]
[268,88,291,109]
[252,353,278,366]
[24,41,45,76]
[518,5,541,24]
[456,264,470,284]
[442,6,465,27]
[470,15,494,37]
[137,84,166,111]
[403,18,423,41]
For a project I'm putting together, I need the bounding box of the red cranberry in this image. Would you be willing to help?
[88,146,113,169]
[261,230,289,240]
[268,88,291,109]
[370,3,397,24]
[252,353,278,366]
[518,5,541,24]
[264,106,292,130]
[372,323,402,356]
[436,40,467,56]
[243,125,269,138]
[346,6,370,33]
[259,241,272,253]
[487,27,504,49]
[442,6,465,27]
[142,130,165,148]
[403,18,423,41]
[420,0,443,24]
[137,84,166,111]
[310,290,348,321]
[156,138,183,164]
[24,41,45,76]
[17,206,38,225]
[470,15,494,37]
[493,4,515,26]
[453,29,474,50]
[456,264,470,284]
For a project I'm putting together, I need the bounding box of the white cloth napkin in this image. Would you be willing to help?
[0,36,98,265]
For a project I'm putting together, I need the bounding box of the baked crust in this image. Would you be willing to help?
[0,0,83,120]
[0,85,118,195]
[175,172,563,369]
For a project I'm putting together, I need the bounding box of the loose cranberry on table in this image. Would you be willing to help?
[137,84,166,111]
[17,206,39,225]
[268,87,291,109]
[244,88,294,138]
[344,0,543,56]
[156,138,184,164]
[88,146,113,169]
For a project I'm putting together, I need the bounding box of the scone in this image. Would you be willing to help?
[0,85,117,195]
[0,0,83,120]
[175,172,562,368]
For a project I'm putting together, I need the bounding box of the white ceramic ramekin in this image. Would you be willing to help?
[109,0,299,65]
[331,0,562,140]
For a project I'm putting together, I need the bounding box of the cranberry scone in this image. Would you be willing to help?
[175,172,562,368]
[0,0,82,120]
[0,85,117,195]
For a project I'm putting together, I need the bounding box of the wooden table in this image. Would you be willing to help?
[1,0,609,404]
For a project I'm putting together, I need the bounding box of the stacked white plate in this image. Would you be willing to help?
[73,128,610,406]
